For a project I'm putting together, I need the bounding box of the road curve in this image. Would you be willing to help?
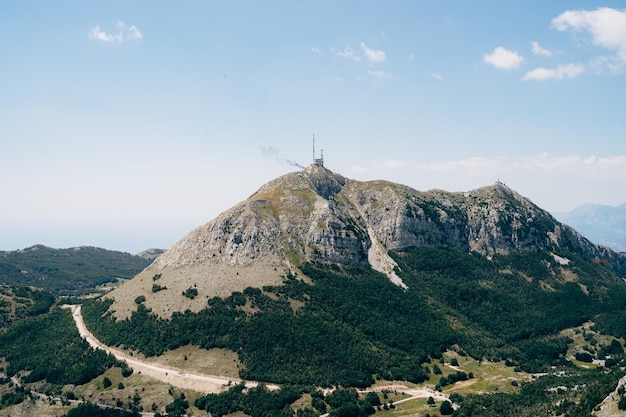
[64,304,278,393]
[65,304,449,406]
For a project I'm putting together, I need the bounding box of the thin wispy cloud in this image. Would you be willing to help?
[522,63,584,81]
[331,46,360,62]
[310,47,321,55]
[551,7,626,72]
[518,153,626,171]
[360,43,386,62]
[89,21,143,43]
[430,72,444,81]
[367,70,389,80]
[415,157,506,176]
[350,165,368,173]
[374,159,406,170]
[531,41,553,57]
[483,46,524,69]
[390,154,626,178]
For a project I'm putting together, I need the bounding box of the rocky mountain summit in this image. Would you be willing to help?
[107,165,625,318]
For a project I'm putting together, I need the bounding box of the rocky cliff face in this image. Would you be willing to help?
[106,165,625,318]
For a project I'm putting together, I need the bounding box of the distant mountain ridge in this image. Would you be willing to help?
[0,245,151,295]
[553,203,626,252]
[106,165,626,318]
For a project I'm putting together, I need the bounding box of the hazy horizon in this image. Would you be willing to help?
[2,1,625,253]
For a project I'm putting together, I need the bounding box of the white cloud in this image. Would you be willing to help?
[415,157,506,175]
[126,24,143,41]
[551,7,626,70]
[89,20,143,43]
[483,46,524,69]
[518,153,626,174]
[522,63,584,80]
[310,47,321,55]
[331,46,360,62]
[89,26,120,42]
[408,54,416,61]
[360,43,386,62]
[367,70,389,80]
[374,154,626,179]
[430,72,443,81]
[374,159,406,170]
[353,154,626,211]
[531,41,553,57]
[350,165,368,173]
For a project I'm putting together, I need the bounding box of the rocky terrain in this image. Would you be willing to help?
[106,165,626,318]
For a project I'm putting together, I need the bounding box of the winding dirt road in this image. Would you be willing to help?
[65,304,449,404]
[65,304,277,393]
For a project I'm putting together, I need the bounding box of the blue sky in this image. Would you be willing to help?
[1,1,625,253]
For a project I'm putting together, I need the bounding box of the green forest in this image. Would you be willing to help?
[0,286,125,387]
[0,245,150,295]
[451,369,623,417]
[83,248,626,387]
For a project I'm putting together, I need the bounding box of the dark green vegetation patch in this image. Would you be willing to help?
[0,245,151,295]
[0,296,122,386]
[0,285,55,330]
[453,369,622,417]
[83,248,626,387]
[61,402,140,417]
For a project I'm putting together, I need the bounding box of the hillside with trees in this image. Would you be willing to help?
[83,248,626,388]
[0,245,151,295]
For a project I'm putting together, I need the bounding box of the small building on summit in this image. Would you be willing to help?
[314,149,324,167]
[313,134,324,167]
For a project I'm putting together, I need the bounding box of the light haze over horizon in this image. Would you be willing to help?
[2,1,626,254]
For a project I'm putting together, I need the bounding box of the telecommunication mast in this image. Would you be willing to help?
[313,134,324,167]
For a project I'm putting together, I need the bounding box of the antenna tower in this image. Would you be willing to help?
[313,133,324,167]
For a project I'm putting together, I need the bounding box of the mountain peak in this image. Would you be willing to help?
[105,172,626,318]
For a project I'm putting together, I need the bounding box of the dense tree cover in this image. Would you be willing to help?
[83,248,626,386]
[393,247,626,371]
[439,400,453,415]
[164,393,189,417]
[452,368,621,417]
[0,285,55,330]
[84,263,457,386]
[61,402,140,417]
[195,383,380,417]
[0,307,120,385]
[0,245,150,295]
[593,310,626,340]
[195,383,302,417]
[0,385,28,407]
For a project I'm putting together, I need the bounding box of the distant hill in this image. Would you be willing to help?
[0,245,151,295]
[553,203,626,252]
[135,248,165,262]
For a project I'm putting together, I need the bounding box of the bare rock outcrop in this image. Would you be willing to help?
[106,166,626,318]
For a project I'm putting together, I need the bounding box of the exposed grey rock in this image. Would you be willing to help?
[107,165,626,318]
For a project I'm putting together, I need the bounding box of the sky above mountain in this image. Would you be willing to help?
[1,1,625,253]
